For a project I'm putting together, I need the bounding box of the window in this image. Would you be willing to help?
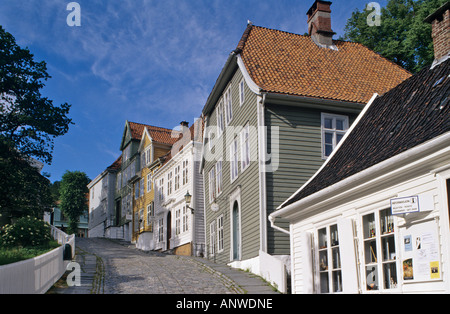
[158,178,164,202]
[321,113,349,158]
[146,202,154,228]
[158,218,164,242]
[182,205,189,233]
[217,215,224,252]
[362,209,398,291]
[239,79,245,106]
[175,208,181,235]
[317,224,342,293]
[216,160,222,196]
[209,167,216,203]
[182,159,189,185]
[147,173,152,192]
[174,165,180,191]
[167,171,173,195]
[224,86,233,125]
[116,172,122,190]
[241,124,250,171]
[230,137,239,182]
[210,221,217,257]
[217,100,224,137]
[144,147,151,165]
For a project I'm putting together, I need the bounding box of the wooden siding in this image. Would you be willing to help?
[265,103,358,255]
[203,68,260,264]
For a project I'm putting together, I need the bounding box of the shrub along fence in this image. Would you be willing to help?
[0,225,75,294]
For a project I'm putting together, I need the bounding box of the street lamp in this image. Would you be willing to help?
[184,191,194,214]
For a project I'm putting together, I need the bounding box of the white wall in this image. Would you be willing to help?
[290,169,450,294]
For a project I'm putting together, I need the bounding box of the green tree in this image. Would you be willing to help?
[0,25,72,164]
[0,26,71,224]
[59,171,90,235]
[343,0,447,73]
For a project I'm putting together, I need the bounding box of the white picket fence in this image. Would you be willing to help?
[0,225,75,294]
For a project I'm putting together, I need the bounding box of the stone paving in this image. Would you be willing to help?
[49,237,279,294]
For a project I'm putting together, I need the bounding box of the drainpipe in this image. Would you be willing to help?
[268,215,290,235]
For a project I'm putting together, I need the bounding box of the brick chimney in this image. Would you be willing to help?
[424,2,450,63]
[307,0,336,47]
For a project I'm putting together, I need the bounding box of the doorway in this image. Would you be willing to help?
[232,201,241,261]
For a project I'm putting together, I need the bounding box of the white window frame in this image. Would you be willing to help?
[167,171,173,195]
[240,123,250,172]
[224,85,233,125]
[217,215,224,253]
[316,223,343,293]
[360,208,399,292]
[210,220,217,257]
[239,79,245,106]
[146,202,154,227]
[321,113,349,159]
[215,159,223,197]
[182,159,189,185]
[158,218,164,242]
[182,205,189,233]
[209,166,216,203]
[174,165,180,191]
[217,99,224,137]
[175,208,181,235]
[230,137,239,182]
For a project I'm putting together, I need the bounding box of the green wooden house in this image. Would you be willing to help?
[200,1,411,292]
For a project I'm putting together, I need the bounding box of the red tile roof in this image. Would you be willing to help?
[237,25,412,104]
[128,121,180,145]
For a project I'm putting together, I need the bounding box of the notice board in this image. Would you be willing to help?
[400,218,441,282]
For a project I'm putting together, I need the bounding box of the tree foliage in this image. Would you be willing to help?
[343,0,448,73]
[0,26,71,223]
[59,171,90,234]
[0,25,72,164]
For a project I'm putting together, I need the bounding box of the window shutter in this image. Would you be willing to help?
[337,218,360,294]
[301,231,314,294]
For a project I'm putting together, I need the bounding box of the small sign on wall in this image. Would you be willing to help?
[390,196,420,215]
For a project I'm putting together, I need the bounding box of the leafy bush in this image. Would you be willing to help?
[0,216,52,248]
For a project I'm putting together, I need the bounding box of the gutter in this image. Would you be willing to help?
[270,131,450,222]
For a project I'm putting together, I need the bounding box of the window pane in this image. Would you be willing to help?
[325,144,333,157]
[336,133,344,144]
[320,273,329,293]
[366,265,379,290]
[336,119,345,130]
[325,132,333,144]
[324,118,333,129]
[332,271,342,292]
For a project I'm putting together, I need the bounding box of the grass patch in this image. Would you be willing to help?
[0,240,60,266]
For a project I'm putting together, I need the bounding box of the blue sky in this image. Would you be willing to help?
[0,0,388,182]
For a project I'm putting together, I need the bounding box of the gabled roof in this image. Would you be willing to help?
[278,58,450,210]
[121,121,179,150]
[237,25,412,104]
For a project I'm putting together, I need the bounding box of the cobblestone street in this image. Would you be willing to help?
[60,238,278,294]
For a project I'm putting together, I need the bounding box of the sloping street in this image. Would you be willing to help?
[50,238,279,294]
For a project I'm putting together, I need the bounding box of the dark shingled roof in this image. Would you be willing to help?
[279,58,450,209]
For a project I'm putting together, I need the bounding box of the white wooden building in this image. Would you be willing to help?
[152,119,205,256]
[269,3,450,293]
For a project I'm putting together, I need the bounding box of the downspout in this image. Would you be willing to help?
[268,215,290,235]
